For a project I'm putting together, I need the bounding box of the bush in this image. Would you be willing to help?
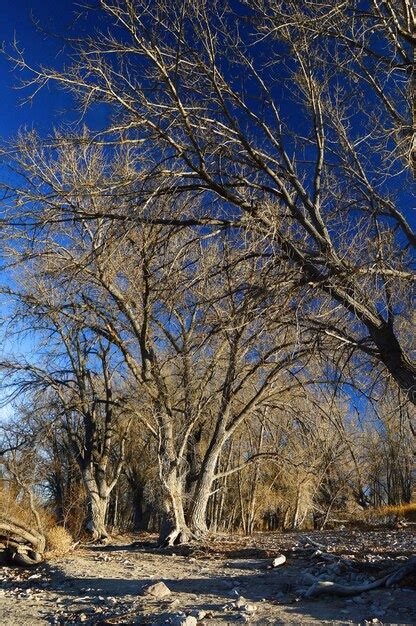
[45,525,74,555]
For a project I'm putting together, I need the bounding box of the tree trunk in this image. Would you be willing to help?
[291,487,301,530]
[189,445,222,536]
[368,323,416,405]
[158,469,192,546]
[83,470,110,542]
[190,483,211,536]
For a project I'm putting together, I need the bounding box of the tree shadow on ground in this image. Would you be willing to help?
[86,539,281,560]
[17,553,416,626]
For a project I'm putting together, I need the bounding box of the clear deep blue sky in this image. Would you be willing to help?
[0,1,91,418]
[0,0,104,139]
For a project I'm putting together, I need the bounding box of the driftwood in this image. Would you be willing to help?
[300,534,416,599]
[4,546,43,566]
[304,575,390,598]
[0,517,45,552]
[304,556,416,598]
[0,514,45,566]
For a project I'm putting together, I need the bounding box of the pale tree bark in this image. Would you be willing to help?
[189,446,222,536]
[158,470,191,546]
[83,467,111,542]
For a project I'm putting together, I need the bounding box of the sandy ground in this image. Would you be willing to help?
[1,530,415,625]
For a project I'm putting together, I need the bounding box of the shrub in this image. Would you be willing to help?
[45,525,74,555]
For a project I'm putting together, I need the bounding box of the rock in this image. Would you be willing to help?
[271,555,286,568]
[235,596,246,609]
[240,603,257,614]
[170,614,197,626]
[143,581,172,599]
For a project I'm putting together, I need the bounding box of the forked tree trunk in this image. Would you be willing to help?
[158,468,192,546]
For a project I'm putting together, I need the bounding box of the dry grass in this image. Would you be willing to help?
[45,525,74,555]
[359,502,416,527]
[375,503,416,519]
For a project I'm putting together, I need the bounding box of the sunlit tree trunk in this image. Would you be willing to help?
[83,467,111,542]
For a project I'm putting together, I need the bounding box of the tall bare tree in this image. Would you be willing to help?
[7,0,413,404]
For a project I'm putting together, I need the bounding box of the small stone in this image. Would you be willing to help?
[271,555,286,568]
[79,614,88,622]
[143,581,172,599]
[241,603,257,614]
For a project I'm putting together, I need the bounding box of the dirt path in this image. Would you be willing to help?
[1,531,415,625]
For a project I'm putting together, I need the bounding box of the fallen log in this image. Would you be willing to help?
[5,546,43,566]
[0,514,45,566]
[0,518,45,553]
[304,557,416,598]
[303,575,389,598]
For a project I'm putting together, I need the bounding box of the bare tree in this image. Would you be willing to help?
[1,281,132,541]
[2,135,328,543]
[6,0,413,404]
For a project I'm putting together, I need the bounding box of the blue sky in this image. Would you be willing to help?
[0,1,80,419]
[1,0,73,138]
[0,0,108,140]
